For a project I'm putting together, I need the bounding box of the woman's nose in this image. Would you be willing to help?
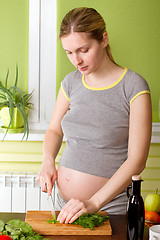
[74,54,83,66]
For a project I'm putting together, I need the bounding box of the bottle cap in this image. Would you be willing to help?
[132,175,141,181]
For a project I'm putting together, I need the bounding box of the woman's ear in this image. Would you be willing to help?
[102,32,109,48]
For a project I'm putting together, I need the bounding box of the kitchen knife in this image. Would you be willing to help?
[45,183,56,219]
[50,185,56,219]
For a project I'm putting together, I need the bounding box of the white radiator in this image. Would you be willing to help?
[0,172,57,213]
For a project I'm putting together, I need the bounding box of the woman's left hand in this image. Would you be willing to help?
[57,198,98,224]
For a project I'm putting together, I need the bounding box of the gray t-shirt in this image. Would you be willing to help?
[59,68,150,178]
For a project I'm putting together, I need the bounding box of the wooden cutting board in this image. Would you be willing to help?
[25,211,112,236]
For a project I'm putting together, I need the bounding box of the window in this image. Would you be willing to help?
[28,0,57,132]
[0,0,57,141]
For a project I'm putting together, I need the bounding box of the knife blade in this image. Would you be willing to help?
[50,185,56,219]
[45,183,56,219]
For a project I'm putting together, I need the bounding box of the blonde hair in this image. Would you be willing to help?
[59,7,116,64]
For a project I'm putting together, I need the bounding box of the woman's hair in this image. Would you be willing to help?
[59,7,116,64]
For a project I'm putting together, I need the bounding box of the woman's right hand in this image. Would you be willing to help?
[36,160,57,195]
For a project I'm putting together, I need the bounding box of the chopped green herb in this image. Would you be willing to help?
[46,215,59,224]
[71,213,109,230]
[46,213,109,230]
[46,213,109,231]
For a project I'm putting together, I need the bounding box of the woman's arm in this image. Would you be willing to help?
[57,92,152,223]
[92,92,152,209]
[37,87,70,195]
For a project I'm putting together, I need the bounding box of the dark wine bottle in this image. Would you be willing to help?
[127,175,145,240]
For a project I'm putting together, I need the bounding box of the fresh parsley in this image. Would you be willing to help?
[46,215,59,224]
[71,213,109,230]
[46,213,109,231]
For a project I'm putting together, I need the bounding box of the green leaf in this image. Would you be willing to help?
[2,230,8,235]
[10,86,24,105]
[71,213,109,230]
[5,69,9,88]
[2,103,14,141]
[20,236,26,240]
[15,103,29,140]
[0,81,4,88]
[0,93,6,98]
[7,219,33,234]
[5,224,21,236]
[0,86,13,100]
[23,90,34,109]
[26,235,44,240]
[14,65,18,87]
[0,219,5,232]
[0,219,47,240]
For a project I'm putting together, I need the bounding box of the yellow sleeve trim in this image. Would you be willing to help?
[130,90,150,105]
[61,82,71,102]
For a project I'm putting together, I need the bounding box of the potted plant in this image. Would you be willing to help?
[0,66,33,140]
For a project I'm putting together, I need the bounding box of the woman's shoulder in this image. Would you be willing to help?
[61,70,82,99]
[124,68,149,89]
[123,68,150,103]
[63,70,82,85]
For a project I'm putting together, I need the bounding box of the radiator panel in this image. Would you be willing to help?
[0,172,56,213]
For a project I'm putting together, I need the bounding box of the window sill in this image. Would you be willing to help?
[0,123,160,143]
[0,129,45,141]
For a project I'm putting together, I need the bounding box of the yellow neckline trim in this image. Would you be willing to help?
[82,67,127,91]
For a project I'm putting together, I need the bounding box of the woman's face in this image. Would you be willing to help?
[61,32,107,75]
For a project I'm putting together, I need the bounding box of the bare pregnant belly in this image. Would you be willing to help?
[57,165,109,201]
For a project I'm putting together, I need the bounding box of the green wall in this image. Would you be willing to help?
[0,0,29,92]
[57,0,160,122]
[0,0,160,121]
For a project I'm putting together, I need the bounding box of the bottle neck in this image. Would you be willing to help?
[132,180,141,196]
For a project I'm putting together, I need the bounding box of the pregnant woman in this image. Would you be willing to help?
[37,7,152,224]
